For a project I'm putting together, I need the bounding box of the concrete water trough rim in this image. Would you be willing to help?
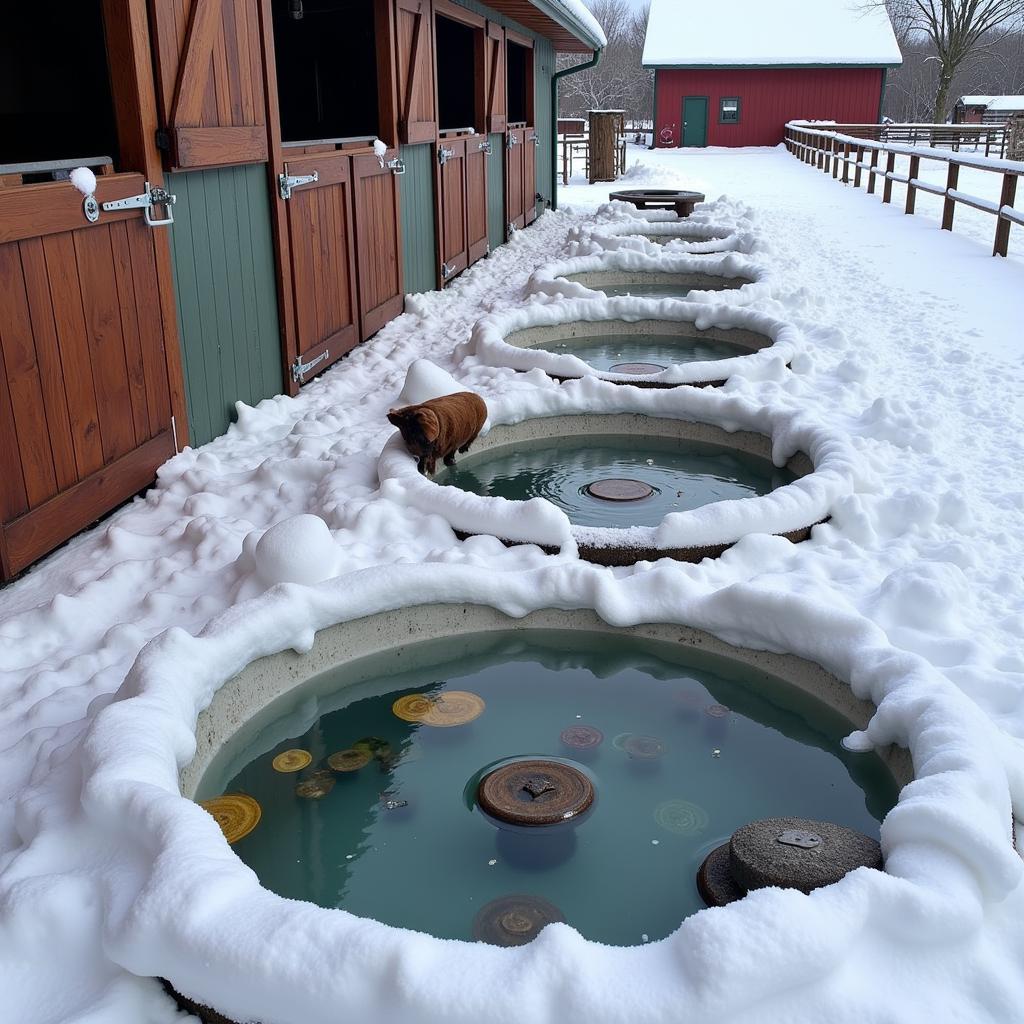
[465,295,799,388]
[378,409,831,567]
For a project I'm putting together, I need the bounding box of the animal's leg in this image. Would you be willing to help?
[458,429,481,454]
[443,452,456,467]
[417,455,427,474]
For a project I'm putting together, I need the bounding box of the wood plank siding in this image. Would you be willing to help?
[167,163,283,446]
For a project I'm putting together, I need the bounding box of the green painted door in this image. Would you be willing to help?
[682,97,708,148]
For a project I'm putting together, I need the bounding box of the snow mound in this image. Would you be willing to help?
[395,359,467,406]
[254,514,340,587]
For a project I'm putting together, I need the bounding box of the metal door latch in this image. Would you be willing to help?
[385,157,406,175]
[100,182,176,227]
[478,140,492,154]
[438,146,455,166]
[507,222,517,236]
[279,169,318,200]
[527,134,538,144]
[292,348,329,383]
[507,133,519,149]
[440,260,457,280]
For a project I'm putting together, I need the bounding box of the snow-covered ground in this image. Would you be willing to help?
[2,143,1024,1024]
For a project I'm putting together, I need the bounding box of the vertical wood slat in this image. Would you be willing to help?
[0,245,58,507]
[395,0,438,144]
[108,223,151,446]
[485,21,506,134]
[524,133,537,224]
[72,230,138,464]
[867,148,879,195]
[466,139,489,264]
[993,173,1018,258]
[16,239,78,491]
[882,152,895,204]
[942,163,960,232]
[41,234,105,479]
[0,338,28,525]
[905,154,920,215]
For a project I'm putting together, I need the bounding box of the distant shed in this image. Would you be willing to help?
[643,0,903,148]
[954,96,1024,125]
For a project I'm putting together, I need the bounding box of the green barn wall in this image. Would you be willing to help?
[167,164,282,447]
[487,132,505,250]
[533,35,555,207]
[399,142,439,296]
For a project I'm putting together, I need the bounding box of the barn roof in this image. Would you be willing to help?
[642,0,903,69]
[487,0,605,52]
[957,95,1024,110]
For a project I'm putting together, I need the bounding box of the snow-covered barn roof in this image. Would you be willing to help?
[956,95,1024,111]
[642,0,903,69]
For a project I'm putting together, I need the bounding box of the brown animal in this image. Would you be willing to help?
[387,391,487,475]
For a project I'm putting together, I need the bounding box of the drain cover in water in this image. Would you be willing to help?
[295,770,336,799]
[392,691,486,727]
[729,817,882,894]
[473,894,565,946]
[560,725,604,749]
[623,734,665,760]
[327,748,371,772]
[271,749,312,773]
[608,362,667,375]
[478,759,594,826]
[584,478,655,502]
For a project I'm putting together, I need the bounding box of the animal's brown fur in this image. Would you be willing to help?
[387,391,487,474]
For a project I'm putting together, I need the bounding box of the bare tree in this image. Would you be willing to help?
[557,0,653,124]
[873,0,1024,121]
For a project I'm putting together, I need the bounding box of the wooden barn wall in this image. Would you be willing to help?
[167,164,283,446]
[487,132,506,249]
[399,143,440,296]
[654,68,885,149]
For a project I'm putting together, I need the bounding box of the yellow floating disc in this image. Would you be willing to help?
[200,794,262,844]
[392,694,435,723]
[327,748,372,772]
[421,690,485,728]
[272,748,312,773]
[295,775,335,799]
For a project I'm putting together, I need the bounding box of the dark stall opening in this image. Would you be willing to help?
[436,15,480,133]
[0,0,119,178]
[506,41,532,126]
[273,0,380,144]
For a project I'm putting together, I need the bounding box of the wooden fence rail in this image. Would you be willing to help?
[785,121,1023,258]
[804,121,1012,158]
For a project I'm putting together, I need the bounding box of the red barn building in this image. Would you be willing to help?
[643,0,903,149]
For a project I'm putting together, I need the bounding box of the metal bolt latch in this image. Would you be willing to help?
[440,260,457,280]
[385,157,406,175]
[478,140,492,154]
[100,182,176,227]
[777,830,823,850]
[507,133,519,149]
[279,169,319,200]
[291,348,329,383]
[438,146,455,166]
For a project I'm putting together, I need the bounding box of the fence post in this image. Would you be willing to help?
[882,151,895,204]
[941,162,959,231]
[841,142,851,183]
[853,145,864,188]
[905,154,920,214]
[832,138,840,178]
[993,173,1018,257]
[867,148,878,194]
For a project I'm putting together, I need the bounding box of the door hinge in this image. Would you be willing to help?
[507,222,517,236]
[438,146,455,166]
[279,168,319,200]
[100,182,176,227]
[385,157,406,175]
[440,260,457,280]
[478,140,492,155]
[155,129,171,152]
[292,348,329,383]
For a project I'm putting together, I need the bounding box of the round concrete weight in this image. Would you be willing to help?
[696,842,745,907]
[729,817,882,895]
[478,760,593,826]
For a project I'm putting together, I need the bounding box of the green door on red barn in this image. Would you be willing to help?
[682,97,709,147]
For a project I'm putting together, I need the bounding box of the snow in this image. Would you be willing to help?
[3,142,1024,1023]
[68,166,96,197]
[984,97,1024,113]
[548,0,607,48]
[643,0,903,69]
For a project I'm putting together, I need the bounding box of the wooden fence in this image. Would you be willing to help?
[785,121,1023,258]
[557,132,627,185]
[807,121,1012,159]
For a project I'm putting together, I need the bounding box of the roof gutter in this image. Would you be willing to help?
[550,48,602,211]
[531,0,607,50]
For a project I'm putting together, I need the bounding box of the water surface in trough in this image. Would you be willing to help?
[203,631,898,946]
[583,281,732,300]
[438,435,796,529]
[541,332,744,372]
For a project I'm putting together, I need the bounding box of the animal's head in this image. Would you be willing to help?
[387,405,440,453]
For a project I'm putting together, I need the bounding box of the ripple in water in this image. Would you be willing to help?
[543,332,745,372]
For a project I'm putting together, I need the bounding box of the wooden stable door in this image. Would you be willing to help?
[505,127,537,234]
[437,139,469,282]
[465,136,490,264]
[0,176,180,578]
[351,151,404,341]
[274,152,360,387]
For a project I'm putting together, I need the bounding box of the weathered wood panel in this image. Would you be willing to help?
[506,127,526,231]
[395,0,438,144]
[149,0,269,169]
[0,210,177,577]
[438,139,469,281]
[352,152,405,339]
[485,21,507,134]
[167,163,283,446]
[465,136,490,263]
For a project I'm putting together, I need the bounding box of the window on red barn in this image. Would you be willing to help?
[719,97,741,125]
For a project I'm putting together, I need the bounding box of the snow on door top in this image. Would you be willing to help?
[642,0,903,69]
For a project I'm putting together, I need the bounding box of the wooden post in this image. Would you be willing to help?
[993,173,1018,257]
[831,138,840,178]
[882,151,895,204]
[853,145,864,188]
[841,142,851,183]
[588,110,622,184]
[906,154,920,214]
[941,162,959,231]
[867,148,879,194]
